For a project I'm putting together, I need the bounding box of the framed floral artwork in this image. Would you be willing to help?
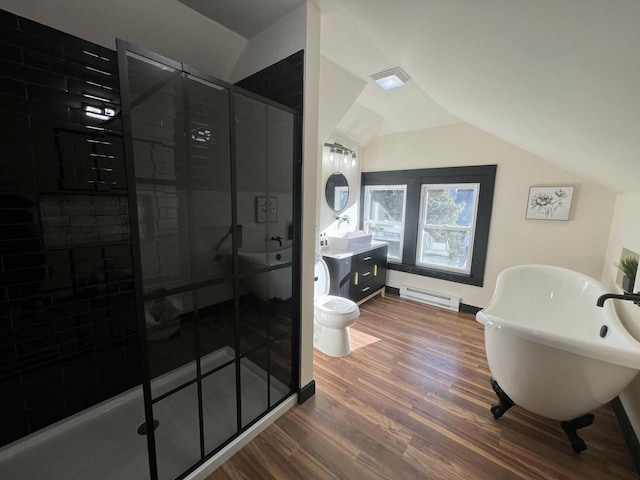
[526,186,574,221]
[256,196,277,222]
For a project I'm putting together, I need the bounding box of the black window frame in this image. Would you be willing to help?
[360,164,497,287]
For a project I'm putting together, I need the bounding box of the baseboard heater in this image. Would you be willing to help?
[400,285,460,312]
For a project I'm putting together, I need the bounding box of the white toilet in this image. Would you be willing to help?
[313,256,360,357]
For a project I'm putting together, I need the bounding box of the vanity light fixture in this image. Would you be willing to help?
[324,142,357,166]
[370,67,410,90]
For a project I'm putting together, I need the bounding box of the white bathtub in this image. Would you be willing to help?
[477,264,640,421]
[238,247,292,302]
[0,347,291,480]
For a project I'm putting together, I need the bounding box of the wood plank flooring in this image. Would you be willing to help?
[208,294,637,479]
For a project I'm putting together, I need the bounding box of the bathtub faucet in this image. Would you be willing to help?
[269,236,283,247]
[596,292,640,307]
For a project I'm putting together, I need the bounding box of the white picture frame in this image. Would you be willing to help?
[256,196,278,223]
[525,186,574,221]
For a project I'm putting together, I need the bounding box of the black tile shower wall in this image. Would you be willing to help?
[235,50,304,160]
[0,10,140,447]
[235,50,303,390]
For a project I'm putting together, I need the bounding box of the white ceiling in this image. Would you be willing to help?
[177,0,304,38]
[183,1,640,193]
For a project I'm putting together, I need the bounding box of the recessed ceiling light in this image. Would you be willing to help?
[370,67,410,90]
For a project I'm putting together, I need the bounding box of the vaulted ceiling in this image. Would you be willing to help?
[198,0,640,193]
[6,0,637,193]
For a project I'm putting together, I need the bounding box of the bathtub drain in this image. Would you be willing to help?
[137,419,160,435]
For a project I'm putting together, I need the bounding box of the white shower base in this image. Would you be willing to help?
[0,347,292,480]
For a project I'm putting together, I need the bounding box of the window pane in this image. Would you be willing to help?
[368,189,405,222]
[366,222,402,259]
[364,186,406,262]
[419,228,470,270]
[418,183,479,274]
[424,187,477,228]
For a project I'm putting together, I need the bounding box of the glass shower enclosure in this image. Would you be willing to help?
[117,41,298,479]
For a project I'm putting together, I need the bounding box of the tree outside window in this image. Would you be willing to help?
[363,185,407,262]
[417,184,479,274]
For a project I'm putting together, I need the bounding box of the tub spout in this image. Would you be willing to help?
[596,292,640,307]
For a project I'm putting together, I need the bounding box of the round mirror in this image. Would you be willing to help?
[325,172,349,212]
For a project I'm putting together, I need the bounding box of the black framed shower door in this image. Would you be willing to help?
[117,40,300,480]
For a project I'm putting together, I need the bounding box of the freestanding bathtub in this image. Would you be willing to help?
[238,247,292,302]
[477,264,640,451]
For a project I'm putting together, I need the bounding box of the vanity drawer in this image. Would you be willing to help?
[350,281,376,300]
[354,251,375,268]
[353,265,375,285]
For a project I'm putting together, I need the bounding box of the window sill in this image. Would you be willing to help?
[386,262,484,287]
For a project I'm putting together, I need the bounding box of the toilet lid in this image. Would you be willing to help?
[316,295,359,314]
[314,257,330,298]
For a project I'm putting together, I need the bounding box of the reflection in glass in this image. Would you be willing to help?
[137,185,192,295]
[325,172,349,212]
[145,292,195,381]
[124,47,297,479]
[197,283,235,362]
[202,363,237,454]
[188,75,233,284]
[152,384,201,480]
[270,332,292,406]
[241,349,268,427]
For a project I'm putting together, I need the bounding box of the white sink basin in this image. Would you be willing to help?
[327,231,372,251]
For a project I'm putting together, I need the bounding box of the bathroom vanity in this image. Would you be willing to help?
[322,242,388,304]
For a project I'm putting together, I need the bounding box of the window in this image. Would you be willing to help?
[416,184,479,274]
[360,165,496,286]
[363,185,407,262]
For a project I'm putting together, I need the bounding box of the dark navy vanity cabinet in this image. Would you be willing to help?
[323,243,387,304]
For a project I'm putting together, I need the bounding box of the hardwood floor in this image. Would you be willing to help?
[208,294,637,479]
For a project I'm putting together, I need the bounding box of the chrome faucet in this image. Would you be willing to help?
[596,292,640,307]
[335,215,350,228]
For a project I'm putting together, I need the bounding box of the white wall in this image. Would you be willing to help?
[0,0,247,81]
[364,122,616,307]
[300,2,321,388]
[316,56,367,240]
[317,56,367,145]
[601,193,640,437]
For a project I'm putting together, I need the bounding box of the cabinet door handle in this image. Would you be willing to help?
[361,286,371,292]
[362,271,371,277]
[363,256,372,261]
[374,265,378,276]
[354,272,358,285]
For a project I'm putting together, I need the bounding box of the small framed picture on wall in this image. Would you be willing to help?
[256,196,278,223]
[525,186,574,221]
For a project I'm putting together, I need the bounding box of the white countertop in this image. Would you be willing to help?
[320,240,388,259]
